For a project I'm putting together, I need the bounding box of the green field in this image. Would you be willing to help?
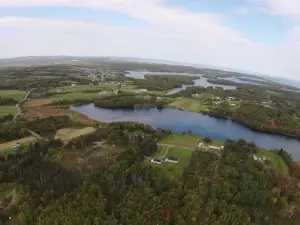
[0,106,17,116]
[150,147,192,177]
[52,84,117,93]
[168,98,213,112]
[160,134,224,148]
[51,92,101,101]
[257,149,289,174]
[0,90,26,100]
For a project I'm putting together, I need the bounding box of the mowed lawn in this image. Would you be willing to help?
[168,98,212,112]
[159,134,224,148]
[159,134,200,148]
[257,149,289,174]
[150,147,192,177]
[0,106,17,116]
[0,90,26,100]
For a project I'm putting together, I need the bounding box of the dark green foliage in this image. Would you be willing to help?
[1,124,299,225]
[0,114,13,123]
[94,94,166,109]
[132,74,199,91]
[0,97,18,106]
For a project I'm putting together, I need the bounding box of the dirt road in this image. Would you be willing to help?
[13,88,34,121]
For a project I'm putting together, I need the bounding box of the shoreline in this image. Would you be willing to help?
[72,102,300,141]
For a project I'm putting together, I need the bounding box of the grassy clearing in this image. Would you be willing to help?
[52,84,118,93]
[51,92,101,101]
[150,147,192,177]
[0,90,26,100]
[160,134,224,148]
[0,136,37,152]
[168,98,212,112]
[159,134,200,148]
[55,127,96,142]
[257,149,289,174]
[0,106,17,116]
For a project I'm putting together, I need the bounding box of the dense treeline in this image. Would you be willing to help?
[132,75,199,91]
[0,115,74,143]
[0,76,90,91]
[94,94,167,109]
[206,78,237,86]
[0,97,18,105]
[210,103,300,138]
[0,122,29,143]
[0,122,299,224]
[0,114,13,123]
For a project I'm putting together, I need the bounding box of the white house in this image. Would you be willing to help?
[151,158,162,165]
[13,142,20,149]
[209,145,221,150]
[165,157,179,163]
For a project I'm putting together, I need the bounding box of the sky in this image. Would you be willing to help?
[1,0,300,79]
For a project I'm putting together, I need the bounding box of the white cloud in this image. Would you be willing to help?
[0,0,300,79]
[258,0,300,20]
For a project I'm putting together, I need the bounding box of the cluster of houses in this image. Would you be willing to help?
[253,155,271,164]
[150,156,179,165]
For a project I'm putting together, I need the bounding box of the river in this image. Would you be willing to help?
[72,104,300,160]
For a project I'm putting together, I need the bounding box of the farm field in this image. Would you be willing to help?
[0,90,26,100]
[168,98,213,112]
[0,106,17,116]
[257,149,289,174]
[51,92,101,101]
[53,83,119,92]
[55,127,96,142]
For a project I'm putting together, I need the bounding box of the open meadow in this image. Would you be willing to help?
[0,90,26,100]
[55,127,96,142]
[0,106,16,116]
[168,98,213,112]
[257,149,289,174]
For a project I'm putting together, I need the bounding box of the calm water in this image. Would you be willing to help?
[72,104,300,160]
[126,71,236,94]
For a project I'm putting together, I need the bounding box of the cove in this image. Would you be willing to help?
[72,104,300,160]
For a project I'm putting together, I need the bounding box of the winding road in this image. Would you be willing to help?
[13,88,34,121]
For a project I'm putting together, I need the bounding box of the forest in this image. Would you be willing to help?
[131,74,199,91]
[94,94,167,109]
[0,121,299,225]
[0,115,75,143]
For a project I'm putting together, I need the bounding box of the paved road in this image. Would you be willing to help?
[157,143,195,151]
[13,88,34,121]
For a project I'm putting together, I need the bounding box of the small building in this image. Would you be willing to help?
[165,157,179,163]
[230,103,236,106]
[151,158,163,165]
[13,142,20,149]
[139,89,148,92]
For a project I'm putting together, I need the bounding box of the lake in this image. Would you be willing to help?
[72,104,300,160]
[125,71,236,94]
